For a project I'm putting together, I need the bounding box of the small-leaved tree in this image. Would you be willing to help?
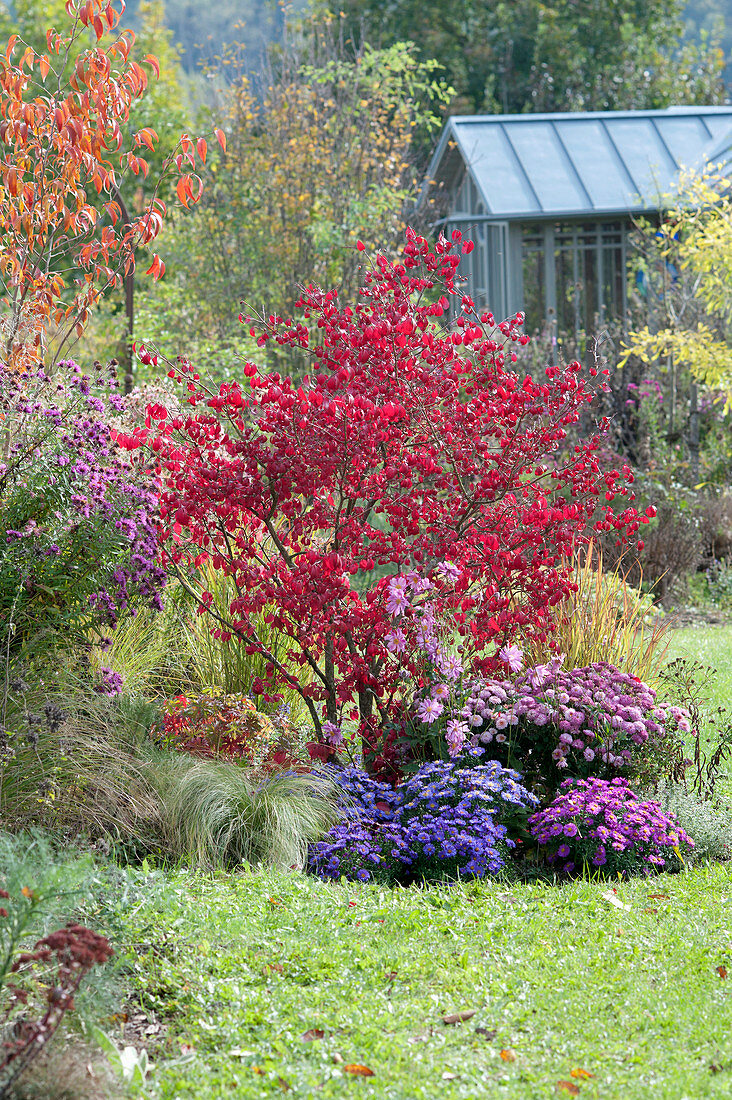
[125,230,647,740]
[0,0,220,373]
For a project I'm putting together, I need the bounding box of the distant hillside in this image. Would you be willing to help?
[125,0,303,73]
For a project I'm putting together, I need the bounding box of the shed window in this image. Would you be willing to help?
[521,221,627,342]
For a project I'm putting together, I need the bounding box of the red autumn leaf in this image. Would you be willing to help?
[176,175,192,207]
[214,126,227,153]
[344,1065,375,1077]
[556,1082,580,1096]
[300,1029,325,1042]
[717,965,728,979]
[570,1068,595,1079]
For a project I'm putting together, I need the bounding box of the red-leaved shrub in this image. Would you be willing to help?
[123,229,647,739]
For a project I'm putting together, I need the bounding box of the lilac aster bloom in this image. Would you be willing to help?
[386,577,410,616]
[498,644,524,674]
[416,697,444,724]
[436,560,461,582]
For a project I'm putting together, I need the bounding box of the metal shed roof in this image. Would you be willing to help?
[428,107,732,222]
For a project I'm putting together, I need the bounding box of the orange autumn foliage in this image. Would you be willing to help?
[0,0,223,370]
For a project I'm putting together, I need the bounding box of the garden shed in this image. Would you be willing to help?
[425,106,732,341]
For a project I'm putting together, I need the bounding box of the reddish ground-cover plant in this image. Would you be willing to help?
[125,229,647,739]
[151,691,302,768]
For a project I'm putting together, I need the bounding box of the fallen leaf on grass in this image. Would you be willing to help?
[442,1072,459,1080]
[475,1028,498,1040]
[648,893,669,900]
[344,1064,375,1077]
[276,1078,291,1091]
[717,965,728,979]
[600,890,630,912]
[252,1066,266,1075]
[179,1043,195,1055]
[442,1009,477,1025]
[301,1029,325,1042]
[570,1068,595,1079]
[499,1048,517,1062]
[332,1053,344,1064]
[266,962,284,974]
[556,1082,580,1095]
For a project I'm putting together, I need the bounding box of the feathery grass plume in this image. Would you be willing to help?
[94,598,192,700]
[521,544,671,685]
[145,757,343,869]
[173,560,312,724]
[0,682,164,848]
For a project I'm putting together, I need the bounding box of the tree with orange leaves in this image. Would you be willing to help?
[0,0,222,373]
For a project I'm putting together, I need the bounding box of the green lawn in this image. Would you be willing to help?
[664,624,732,710]
[93,864,732,1100]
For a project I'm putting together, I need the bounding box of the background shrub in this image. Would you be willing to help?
[646,783,732,864]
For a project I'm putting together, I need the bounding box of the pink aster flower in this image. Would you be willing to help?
[436,560,461,582]
[322,721,344,747]
[416,697,444,724]
[386,577,410,616]
[385,626,407,654]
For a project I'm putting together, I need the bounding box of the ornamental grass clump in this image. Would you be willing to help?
[528,777,694,877]
[308,757,538,884]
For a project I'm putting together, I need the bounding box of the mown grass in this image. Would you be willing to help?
[664,624,732,710]
[90,864,732,1100]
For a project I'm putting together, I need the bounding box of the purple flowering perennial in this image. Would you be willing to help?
[462,659,691,780]
[1,360,166,638]
[528,777,694,876]
[309,755,538,884]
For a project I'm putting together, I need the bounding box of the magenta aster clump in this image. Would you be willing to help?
[528,776,694,876]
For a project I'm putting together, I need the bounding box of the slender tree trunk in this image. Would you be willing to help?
[688,381,700,485]
[111,186,135,393]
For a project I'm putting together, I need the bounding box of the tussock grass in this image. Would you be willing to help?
[145,757,342,870]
